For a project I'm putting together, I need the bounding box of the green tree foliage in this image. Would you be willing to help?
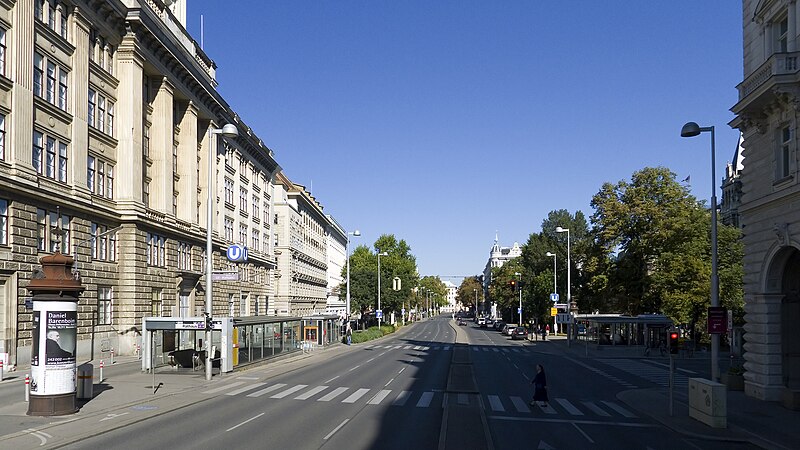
[418,275,447,310]
[457,276,483,311]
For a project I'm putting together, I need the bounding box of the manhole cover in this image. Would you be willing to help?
[131,405,158,411]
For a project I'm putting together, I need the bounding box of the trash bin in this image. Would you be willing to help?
[77,363,94,399]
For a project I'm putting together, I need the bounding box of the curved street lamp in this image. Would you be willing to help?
[681,121,720,382]
[205,123,238,381]
[556,226,571,345]
[377,251,388,328]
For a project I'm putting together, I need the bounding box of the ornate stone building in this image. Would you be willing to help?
[0,0,286,367]
[730,0,800,407]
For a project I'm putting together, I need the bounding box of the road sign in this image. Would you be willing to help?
[550,307,558,317]
[376,310,383,319]
[555,313,572,324]
[212,271,239,281]
[708,306,727,334]
[517,308,522,314]
[401,308,405,315]
[550,293,559,302]
[226,244,248,263]
[393,277,401,291]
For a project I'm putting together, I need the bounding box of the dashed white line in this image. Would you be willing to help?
[226,413,264,432]
[323,419,350,440]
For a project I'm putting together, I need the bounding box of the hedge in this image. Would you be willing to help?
[351,325,396,344]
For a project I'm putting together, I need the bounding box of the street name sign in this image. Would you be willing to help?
[212,271,239,281]
[555,313,572,324]
[708,307,727,334]
[376,310,383,319]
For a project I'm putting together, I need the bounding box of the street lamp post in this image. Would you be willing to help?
[546,251,557,334]
[514,272,522,327]
[377,251,388,328]
[556,226,571,346]
[346,230,361,322]
[473,288,478,312]
[681,121,720,382]
[205,123,239,381]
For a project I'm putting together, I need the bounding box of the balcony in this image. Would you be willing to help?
[733,52,800,115]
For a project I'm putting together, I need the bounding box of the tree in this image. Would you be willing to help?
[418,275,447,313]
[457,276,483,311]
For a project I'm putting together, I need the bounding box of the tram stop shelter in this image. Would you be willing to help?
[575,314,673,347]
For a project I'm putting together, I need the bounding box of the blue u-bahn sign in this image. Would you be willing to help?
[226,244,248,263]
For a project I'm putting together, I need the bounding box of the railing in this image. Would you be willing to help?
[738,51,800,99]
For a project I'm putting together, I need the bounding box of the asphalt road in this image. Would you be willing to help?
[2,316,757,450]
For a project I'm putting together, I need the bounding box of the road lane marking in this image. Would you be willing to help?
[393,391,411,406]
[271,384,308,399]
[203,381,245,394]
[295,385,329,400]
[348,364,362,372]
[416,392,434,407]
[488,395,505,412]
[398,367,406,374]
[323,419,349,440]
[226,413,264,432]
[246,383,286,397]
[100,412,129,422]
[573,423,595,443]
[368,389,393,405]
[226,383,266,396]
[365,357,375,363]
[556,398,584,416]
[342,388,370,403]
[25,429,52,446]
[385,378,395,387]
[510,396,530,413]
[582,401,610,417]
[324,375,340,383]
[318,387,349,401]
[237,376,260,380]
[602,401,636,418]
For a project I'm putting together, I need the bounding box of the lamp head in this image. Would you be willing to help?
[546,252,554,257]
[379,251,388,256]
[680,122,701,138]
[556,226,568,233]
[353,230,361,236]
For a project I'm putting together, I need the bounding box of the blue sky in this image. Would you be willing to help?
[187,1,742,282]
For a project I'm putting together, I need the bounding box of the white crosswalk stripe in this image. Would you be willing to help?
[247,383,287,398]
[342,388,370,403]
[393,390,412,406]
[226,383,265,396]
[602,400,636,418]
[556,398,583,416]
[601,358,688,389]
[488,395,504,412]
[202,381,244,394]
[271,384,308,399]
[318,387,349,402]
[294,385,328,400]
[367,389,393,405]
[510,396,530,413]
[416,392,434,407]
[582,401,611,417]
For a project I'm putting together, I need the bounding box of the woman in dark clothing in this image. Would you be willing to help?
[530,364,548,407]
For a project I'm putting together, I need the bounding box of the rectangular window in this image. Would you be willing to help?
[46,61,56,103]
[88,89,95,127]
[779,17,789,53]
[240,188,248,213]
[34,53,43,98]
[252,230,260,251]
[0,27,6,77]
[46,137,56,178]
[781,126,791,179]
[143,181,150,207]
[143,125,150,158]
[0,114,5,161]
[224,178,234,204]
[177,242,192,271]
[58,142,67,182]
[224,218,234,241]
[97,160,105,197]
[60,7,67,39]
[87,155,95,193]
[146,233,167,267]
[106,165,113,199]
[90,222,116,261]
[47,1,55,28]
[0,198,7,246]
[253,195,260,219]
[58,70,68,110]
[151,290,163,317]
[98,287,112,325]
[48,210,60,252]
[37,208,46,251]
[239,224,247,245]
[33,131,44,174]
[97,96,106,133]
[107,102,114,136]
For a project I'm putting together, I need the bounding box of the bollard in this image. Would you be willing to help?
[136,344,141,360]
[0,359,4,382]
[99,359,104,383]
[111,347,116,364]
[25,374,30,402]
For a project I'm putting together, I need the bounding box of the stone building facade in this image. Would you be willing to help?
[324,215,347,317]
[0,0,304,368]
[731,0,800,407]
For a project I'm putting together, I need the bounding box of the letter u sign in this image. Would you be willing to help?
[226,244,248,263]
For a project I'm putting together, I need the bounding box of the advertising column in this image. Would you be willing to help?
[27,252,84,416]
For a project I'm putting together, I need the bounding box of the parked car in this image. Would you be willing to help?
[511,327,528,340]
[502,324,518,336]
[458,319,467,326]
[494,320,506,331]
[478,317,487,327]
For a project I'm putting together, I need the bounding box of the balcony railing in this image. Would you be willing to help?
[738,52,800,100]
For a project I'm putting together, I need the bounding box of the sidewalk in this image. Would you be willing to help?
[546,335,800,449]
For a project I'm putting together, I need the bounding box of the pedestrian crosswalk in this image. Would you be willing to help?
[202,380,638,420]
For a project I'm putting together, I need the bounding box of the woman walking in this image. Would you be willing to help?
[530,364,548,407]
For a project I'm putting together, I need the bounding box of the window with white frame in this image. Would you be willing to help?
[0,27,7,77]
[777,16,789,53]
[0,198,7,246]
[252,195,260,219]
[778,125,792,179]
[35,0,69,39]
[224,178,234,205]
[177,242,192,271]
[91,222,117,261]
[97,286,113,325]
[87,154,114,199]
[36,208,70,253]
[34,52,68,111]
[252,230,260,251]
[146,232,166,267]
[33,131,44,174]
[33,132,68,182]
[88,89,114,137]
[0,114,5,161]
[264,201,269,224]
[239,224,247,245]
[224,218,234,241]
[239,188,248,213]
[151,289,163,317]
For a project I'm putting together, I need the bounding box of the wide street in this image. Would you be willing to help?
[0,316,759,449]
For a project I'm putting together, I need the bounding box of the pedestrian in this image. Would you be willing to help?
[541,325,546,341]
[346,325,352,346]
[529,364,548,407]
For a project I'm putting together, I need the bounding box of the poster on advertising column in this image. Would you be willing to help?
[31,302,77,396]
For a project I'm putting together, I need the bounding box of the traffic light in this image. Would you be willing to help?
[668,330,679,354]
[510,280,516,290]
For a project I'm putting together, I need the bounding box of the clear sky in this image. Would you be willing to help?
[186,1,743,282]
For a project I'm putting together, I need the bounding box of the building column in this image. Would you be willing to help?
[789,0,797,52]
[743,293,785,401]
[176,101,198,224]
[9,0,35,177]
[70,9,91,194]
[149,77,174,214]
[114,33,145,207]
